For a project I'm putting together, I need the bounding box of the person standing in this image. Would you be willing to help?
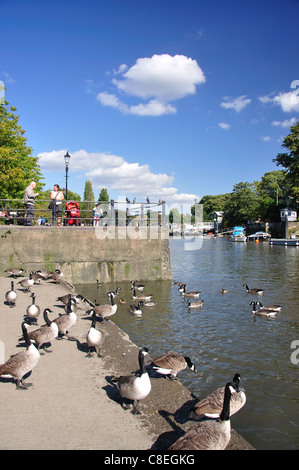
[93,202,103,226]
[23,181,39,226]
[50,184,64,226]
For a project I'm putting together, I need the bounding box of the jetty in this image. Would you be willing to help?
[269,238,299,246]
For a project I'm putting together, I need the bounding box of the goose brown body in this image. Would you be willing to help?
[169,382,234,450]
[0,322,40,389]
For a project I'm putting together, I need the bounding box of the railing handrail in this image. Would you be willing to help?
[0,198,167,227]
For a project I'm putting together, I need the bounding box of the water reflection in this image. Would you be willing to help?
[75,237,299,450]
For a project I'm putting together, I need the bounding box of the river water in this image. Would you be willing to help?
[75,236,299,450]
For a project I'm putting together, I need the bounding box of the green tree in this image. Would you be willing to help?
[223,182,260,226]
[169,208,181,224]
[98,188,109,202]
[273,121,299,201]
[0,100,43,199]
[81,180,95,224]
[194,194,230,221]
[256,170,289,221]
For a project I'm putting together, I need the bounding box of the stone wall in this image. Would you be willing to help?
[0,225,172,284]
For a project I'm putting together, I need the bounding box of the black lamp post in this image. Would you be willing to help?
[64,151,71,201]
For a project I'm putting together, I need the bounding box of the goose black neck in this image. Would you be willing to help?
[21,322,31,347]
[91,312,97,328]
[11,281,14,290]
[31,294,36,305]
[138,348,147,375]
[220,382,232,421]
[43,309,52,326]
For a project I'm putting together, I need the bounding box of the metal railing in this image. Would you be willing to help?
[0,198,167,227]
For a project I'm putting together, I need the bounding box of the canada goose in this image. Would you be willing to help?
[5,267,25,278]
[131,280,145,291]
[31,271,44,284]
[221,289,228,294]
[0,321,40,390]
[131,288,152,302]
[96,279,101,287]
[143,301,157,307]
[85,293,117,321]
[189,373,246,420]
[21,308,58,353]
[250,301,277,317]
[47,269,63,283]
[56,293,85,306]
[86,312,107,357]
[5,281,17,307]
[17,272,35,292]
[53,302,77,339]
[168,381,235,450]
[64,296,81,313]
[256,301,282,312]
[129,301,144,315]
[150,351,196,380]
[173,280,184,285]
[111,347,151,415]
[180,284,201,298]
[107,286,120,298]
[35,269,54,280]
[243,284,264,295]
[187,299,204,309]
[26,293,40,324]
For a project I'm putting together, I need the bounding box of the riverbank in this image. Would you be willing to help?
[0,274,253,450]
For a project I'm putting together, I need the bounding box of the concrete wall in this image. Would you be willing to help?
[0,225,172,284]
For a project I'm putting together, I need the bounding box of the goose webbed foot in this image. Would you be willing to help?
[16,379,33,390]
[121,399,131,411]
[132,400,141,415]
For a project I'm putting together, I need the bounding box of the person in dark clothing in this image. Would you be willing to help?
[23,181,39,226]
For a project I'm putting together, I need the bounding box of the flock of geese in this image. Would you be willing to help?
[1,267,282,450]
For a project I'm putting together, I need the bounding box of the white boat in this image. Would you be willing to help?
[229,226,247,242]
[247,231,271,241]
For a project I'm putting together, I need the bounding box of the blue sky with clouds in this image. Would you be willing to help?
[1,0,299,211]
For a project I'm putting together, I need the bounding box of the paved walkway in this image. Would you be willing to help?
[0,273,253,450]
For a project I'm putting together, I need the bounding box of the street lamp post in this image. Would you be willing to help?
[64,151,71,201]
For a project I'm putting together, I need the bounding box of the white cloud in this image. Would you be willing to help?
[97,54,206,116]
[1,71,16,85]
[220,95,251,112]
[274,89,299,112]
[37,149,200,207]
[261,136,271,142]
[272,117,297,127]
[259,88,299,112]
[218,122,231,130]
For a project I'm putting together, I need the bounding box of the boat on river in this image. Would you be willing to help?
[228,226,247,242]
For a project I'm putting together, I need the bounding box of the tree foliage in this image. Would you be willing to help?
[0,100,43,199]
[222,182,260,226]
[273,121,299,200]
[98,187,109,202]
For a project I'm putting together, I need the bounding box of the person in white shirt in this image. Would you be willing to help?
[50,184,64,226]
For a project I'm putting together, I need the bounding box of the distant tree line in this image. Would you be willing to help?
[192,122,299,226]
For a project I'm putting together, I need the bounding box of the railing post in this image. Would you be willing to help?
[52,201,57,226]
[162,200,166,226]
[110,200,114,226]
[140,204,144,227]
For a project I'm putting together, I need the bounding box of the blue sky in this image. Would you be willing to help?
[1,0,299,212]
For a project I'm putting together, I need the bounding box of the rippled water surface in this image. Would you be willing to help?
[75,237,299,450]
